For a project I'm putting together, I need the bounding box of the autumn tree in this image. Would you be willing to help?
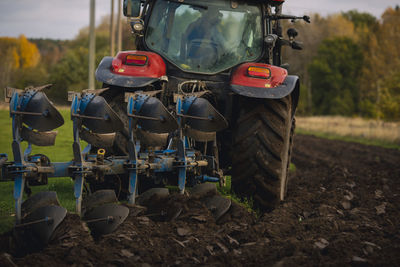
[282,13,357,114]
[379,72,400,120]
[309,37,363,115]
[30,38,69,66]
[358,7,400,119]
[0,35,41,98]
[342,10,378,30]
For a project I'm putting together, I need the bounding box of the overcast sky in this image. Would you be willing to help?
[0,0,398,40]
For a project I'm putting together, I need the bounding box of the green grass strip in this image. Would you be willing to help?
[296,129,400,150]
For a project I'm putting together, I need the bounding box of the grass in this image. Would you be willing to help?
[217,164,297,217]
[296,129,400,150]
[218,176,258,215]
[296,116,400,150]
[289,163,296,173]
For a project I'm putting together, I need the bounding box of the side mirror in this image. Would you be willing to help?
[303,15,311,23]
[123,0,141,18]
[291,41,303,50]
[287,28,298,39]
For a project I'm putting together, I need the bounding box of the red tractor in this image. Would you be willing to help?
[2,0,310,244]
[95,0,310,211]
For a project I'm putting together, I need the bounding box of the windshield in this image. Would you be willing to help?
[145,0,263,74]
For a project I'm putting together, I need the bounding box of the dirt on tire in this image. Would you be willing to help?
[1,134,399,266]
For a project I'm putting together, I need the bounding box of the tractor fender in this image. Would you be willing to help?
[96,56,164,88]
[231,75,299,100]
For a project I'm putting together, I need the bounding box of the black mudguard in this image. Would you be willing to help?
[95,57,160,88]
[231,75,299,100]
[231,75,300,112]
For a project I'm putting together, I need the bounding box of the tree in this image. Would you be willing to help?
[342,10,378,30]
[18,35,40,68]
[282,14,356,115]
[359,7,400,119]
[30,38,69,66]
[46,16,136,103]
[379,72,400,120]
[0,17,137,103]
[309,37,363,115]
[0,35,41,99]
[48,47,90,102]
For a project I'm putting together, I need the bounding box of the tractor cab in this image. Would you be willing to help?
[116,0,309,79]
[143,0,263,74]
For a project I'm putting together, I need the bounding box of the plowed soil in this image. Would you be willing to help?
[1,134,400,266]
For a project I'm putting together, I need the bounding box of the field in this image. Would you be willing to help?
[297,116,400,149]
[0,109,399,265]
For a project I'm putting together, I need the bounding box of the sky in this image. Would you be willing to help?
[0,0,398,40]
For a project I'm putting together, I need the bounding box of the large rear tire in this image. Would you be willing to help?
[231,95,295,211]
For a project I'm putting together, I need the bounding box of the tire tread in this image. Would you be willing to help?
[232,96,295,211]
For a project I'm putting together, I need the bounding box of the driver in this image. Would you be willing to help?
[180,8,226,61]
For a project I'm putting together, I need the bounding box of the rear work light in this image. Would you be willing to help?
[126,54,148,66]
[247,66,271,79]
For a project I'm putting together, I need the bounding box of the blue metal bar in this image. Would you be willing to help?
[82,144,92,156]
[178,163,186,193]
[127,95,138,204]
[153,156,174,172]
[176,97,187,194]
[79,93,95,114]
[181,95,196,114]
[71,94,85,215]
[74,175,84,215]
[13,175,24,224]
[52,161,73,177]
[128,169,137,204]
[133,94,148,113]
[198,175,220,183]
[10,91,26,224]
[18,89,37,111]
[23,143,32,162]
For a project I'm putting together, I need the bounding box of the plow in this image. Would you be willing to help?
[0,0,309,249]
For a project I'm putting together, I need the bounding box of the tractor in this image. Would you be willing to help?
[1,0,309,246]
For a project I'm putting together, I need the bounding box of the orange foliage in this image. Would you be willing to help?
[0,35,41,94]
[18,35,40,68]
[0,35,40,70]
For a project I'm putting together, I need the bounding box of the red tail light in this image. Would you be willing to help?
[247,66,271,79]
[126,54,148,66]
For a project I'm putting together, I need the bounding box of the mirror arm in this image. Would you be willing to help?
[279,38,291,47]
[278,38,303,50]
[268,14,311,23]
